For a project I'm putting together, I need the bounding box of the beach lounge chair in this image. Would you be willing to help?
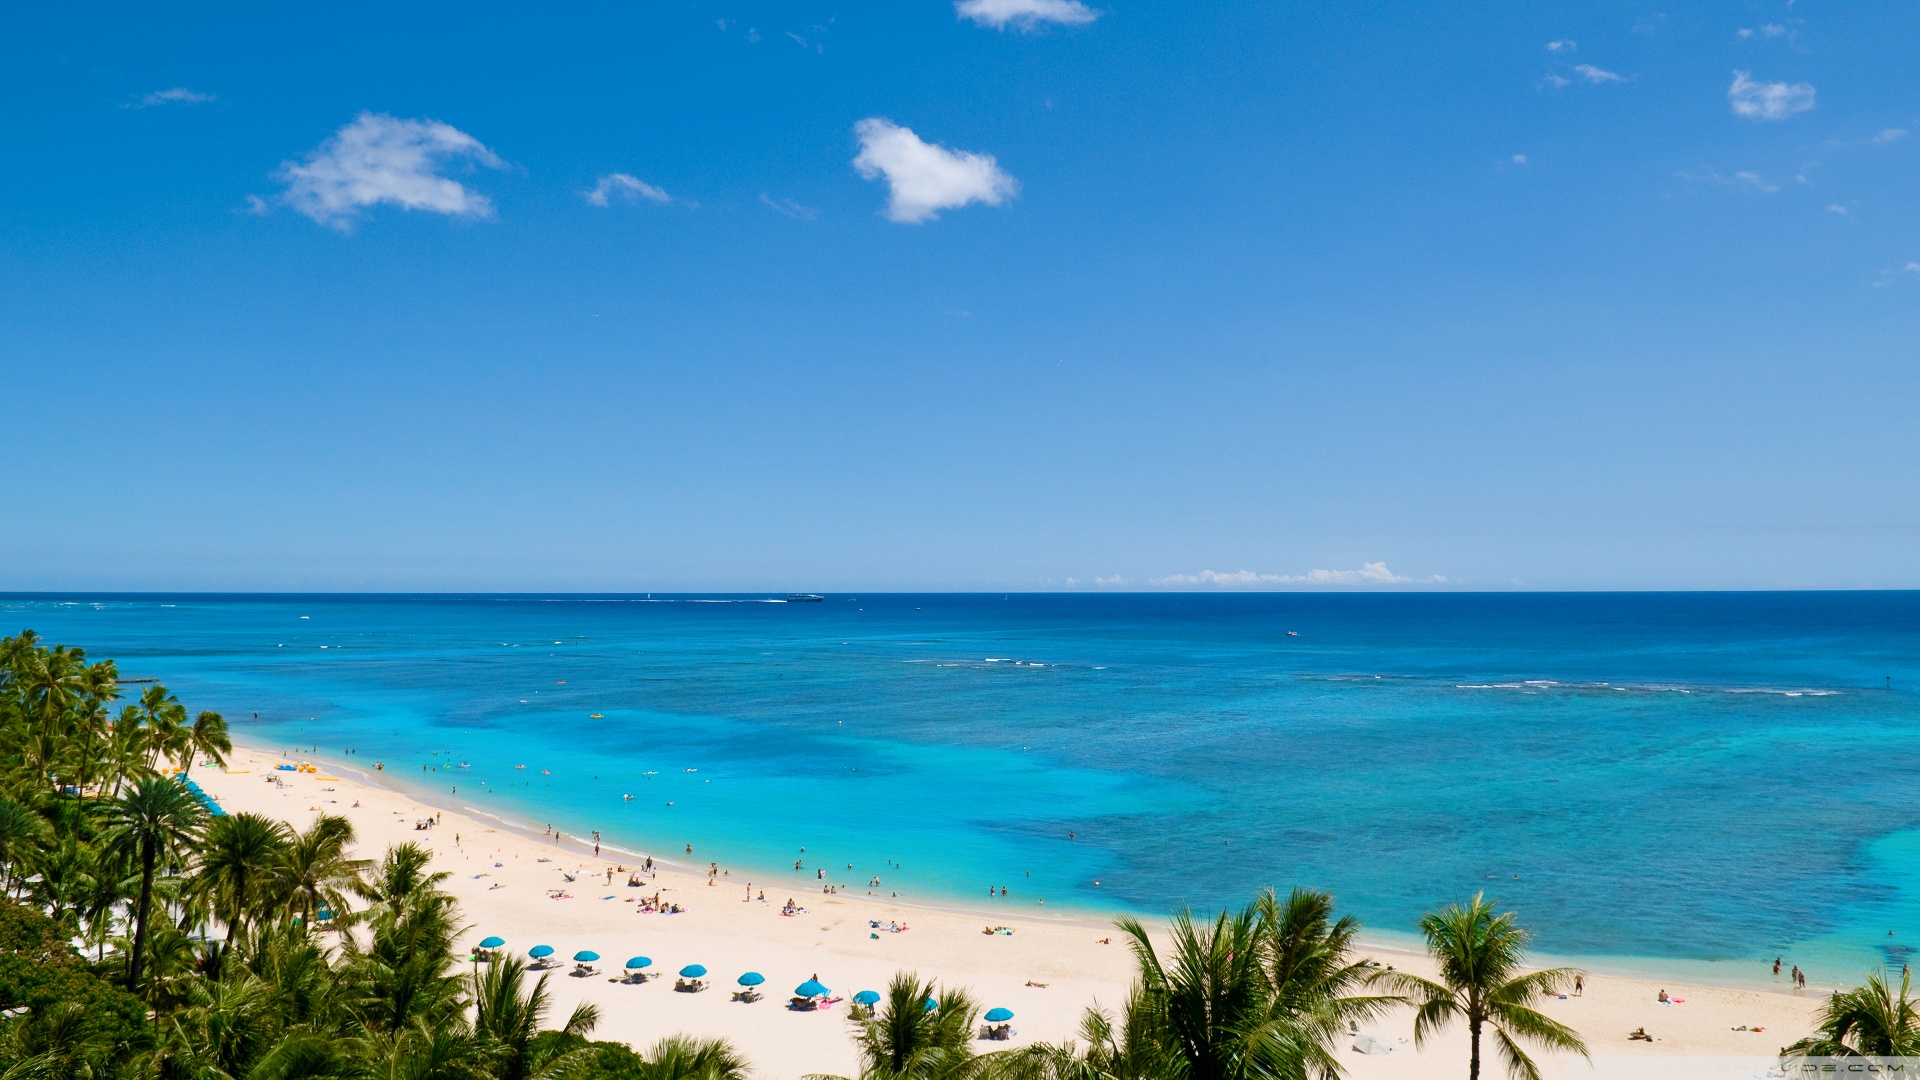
[732,988,762,1003]
[674,978,706,993]
[570,963,600,978]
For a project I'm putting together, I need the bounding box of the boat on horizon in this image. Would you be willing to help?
[784,593,825,603]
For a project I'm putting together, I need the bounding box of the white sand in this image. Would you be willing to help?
[197,747,1826,1078]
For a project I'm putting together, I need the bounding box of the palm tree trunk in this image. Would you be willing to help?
[1468,1014,1482,1080]
[127,836,156,993]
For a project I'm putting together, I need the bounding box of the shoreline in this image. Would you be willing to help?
[208,742,1834,1078]
[253,739,1839,1001]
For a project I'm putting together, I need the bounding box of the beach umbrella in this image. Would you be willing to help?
[316,908,333,921]
[737,972,765,987]
[573,951,600,963]
[852,990,880,1006]
[478,936,505,949]
[984,1008,1014,1022]
[795,979,830,998]
[625,957,652,970]
[529,945,554,959]
[1352,1034,1392,1056]
[679,964,707,978]
[924,998,938,1012]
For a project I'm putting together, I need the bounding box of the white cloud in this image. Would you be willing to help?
[1542,74,1571,89]
[584,173,670,206]
[852,118,1018,224]
[1867,128,1908,145]
[1732,170,1778,192]
[1729,71,1815,121]
[275,112,504,230]
[1151,563,1447,589]
[1546,39,1576,52]
[955,0,1097,30]
[1574,64,1623,84]
[127,87,215,109]
[1511,153,1529,165]
[759,193,818,220]
[1826,204,1848,215]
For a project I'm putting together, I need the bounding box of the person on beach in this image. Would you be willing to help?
[1773,958,1781,977]
[1574,975,1583,996]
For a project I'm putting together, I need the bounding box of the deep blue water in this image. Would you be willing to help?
[6,592,1918,980]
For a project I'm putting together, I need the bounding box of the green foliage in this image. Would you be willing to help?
[1785,968,1920,1058]
[1385,893,1587,1080]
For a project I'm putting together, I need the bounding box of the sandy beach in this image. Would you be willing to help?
[198,745,1827,1078]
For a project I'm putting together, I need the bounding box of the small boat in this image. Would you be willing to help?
[785,593,825,602]
[589,713,603,718]
[1286,631,1299,637]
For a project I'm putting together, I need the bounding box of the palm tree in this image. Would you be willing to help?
[622,1035,754,1080]
[826,971,984,1080]
[185,710,232,771]
[0,795,52,896]
[279,813,366,925]
[472,954,599,1079]
[194,811,293,943]
[1254,886,1398,1070]
[99,775,208,992]
[1786,968,1920,1058]
[1390,894,1586,1080]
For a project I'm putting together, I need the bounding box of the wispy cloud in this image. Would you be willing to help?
[1150,563,1446,589]
[126,87,215,109]
[1737,23,1790,40]
[1511,153,1529,166]
[1866,128,1908,145]
[1729,71,1815,121]
[955,0,1097,31]
[584,173,670,206]
[1676,167,1779,192]
[759,193,818,220]
[852,118,1017,224]
[1546,39,1576,52]
[1574,64,1624,84]
[273,112,504,231]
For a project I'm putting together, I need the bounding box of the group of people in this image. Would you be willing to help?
[1772,957,1808,989]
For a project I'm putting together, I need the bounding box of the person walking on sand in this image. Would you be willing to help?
[1573,975,1583,996]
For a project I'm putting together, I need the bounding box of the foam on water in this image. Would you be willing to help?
[4,590,1917,984]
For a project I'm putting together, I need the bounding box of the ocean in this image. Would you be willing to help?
[7,591,1917,983]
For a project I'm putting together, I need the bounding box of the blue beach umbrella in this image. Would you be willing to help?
[985,1008,1014,1022]
[924,998,938,1012]
[679,964,707,978]
[625,957,652,970]
[479,936,505,949]
[853,990,880,1005]
[795,979,830,997]
[529,945,554,959]
[316,908,333,921]
[737,972,765,986]
[573,951,599,962]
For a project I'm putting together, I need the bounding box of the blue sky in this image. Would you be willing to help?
[2,0,1916,591]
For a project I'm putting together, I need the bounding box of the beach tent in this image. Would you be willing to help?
[573,951,599,963]
[737,972,765,987]
[478,936,505,949]
[853,990,881,1005]
[625,957,652,970]
[679,964,707,978]
[529,945,554,959]
[795,979,830,998]
[984,1008,1014,1022]
[1351,1035,1393,1055]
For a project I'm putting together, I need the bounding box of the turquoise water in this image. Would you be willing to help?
[7,592,1919,981]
